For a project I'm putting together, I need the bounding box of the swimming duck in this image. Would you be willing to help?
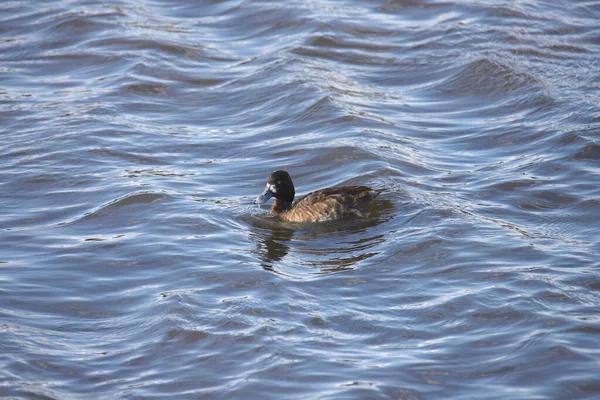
[254,170,381,223]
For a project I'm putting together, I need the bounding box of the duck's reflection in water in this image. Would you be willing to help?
[249,199,394,278]
[250,223,294,277]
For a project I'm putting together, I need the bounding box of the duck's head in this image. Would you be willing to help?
[254,170,295,204]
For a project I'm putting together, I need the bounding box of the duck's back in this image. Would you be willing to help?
[281,186,380,223]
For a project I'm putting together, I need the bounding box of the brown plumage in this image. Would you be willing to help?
[254,170,381,223]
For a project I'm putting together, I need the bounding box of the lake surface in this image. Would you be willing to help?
[1,0,599,398]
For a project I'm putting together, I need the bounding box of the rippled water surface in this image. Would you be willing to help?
[2,0,600,398]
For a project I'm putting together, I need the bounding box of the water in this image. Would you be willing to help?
[1,0,599,398]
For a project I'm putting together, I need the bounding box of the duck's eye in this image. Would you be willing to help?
[277,180,281,185]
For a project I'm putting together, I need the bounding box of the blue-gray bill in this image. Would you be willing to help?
[253,185,273,204]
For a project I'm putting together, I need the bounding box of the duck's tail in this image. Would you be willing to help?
[364,188,383,201]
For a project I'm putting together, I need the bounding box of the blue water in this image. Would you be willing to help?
[1,0,600,398]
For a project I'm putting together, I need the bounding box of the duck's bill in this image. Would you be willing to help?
[253,185,273,204]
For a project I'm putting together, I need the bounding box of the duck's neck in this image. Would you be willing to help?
[271,199,293,216]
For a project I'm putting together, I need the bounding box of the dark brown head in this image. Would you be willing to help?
[253,170,295,205]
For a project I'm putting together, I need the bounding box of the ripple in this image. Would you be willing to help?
[441,57,545,97]
[59,191,166,228]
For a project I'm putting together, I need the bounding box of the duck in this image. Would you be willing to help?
[253,170,381,223]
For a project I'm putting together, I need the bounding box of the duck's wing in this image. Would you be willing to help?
[282,198,344,223]
[282,186,380,222]
[294,186,380,208]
